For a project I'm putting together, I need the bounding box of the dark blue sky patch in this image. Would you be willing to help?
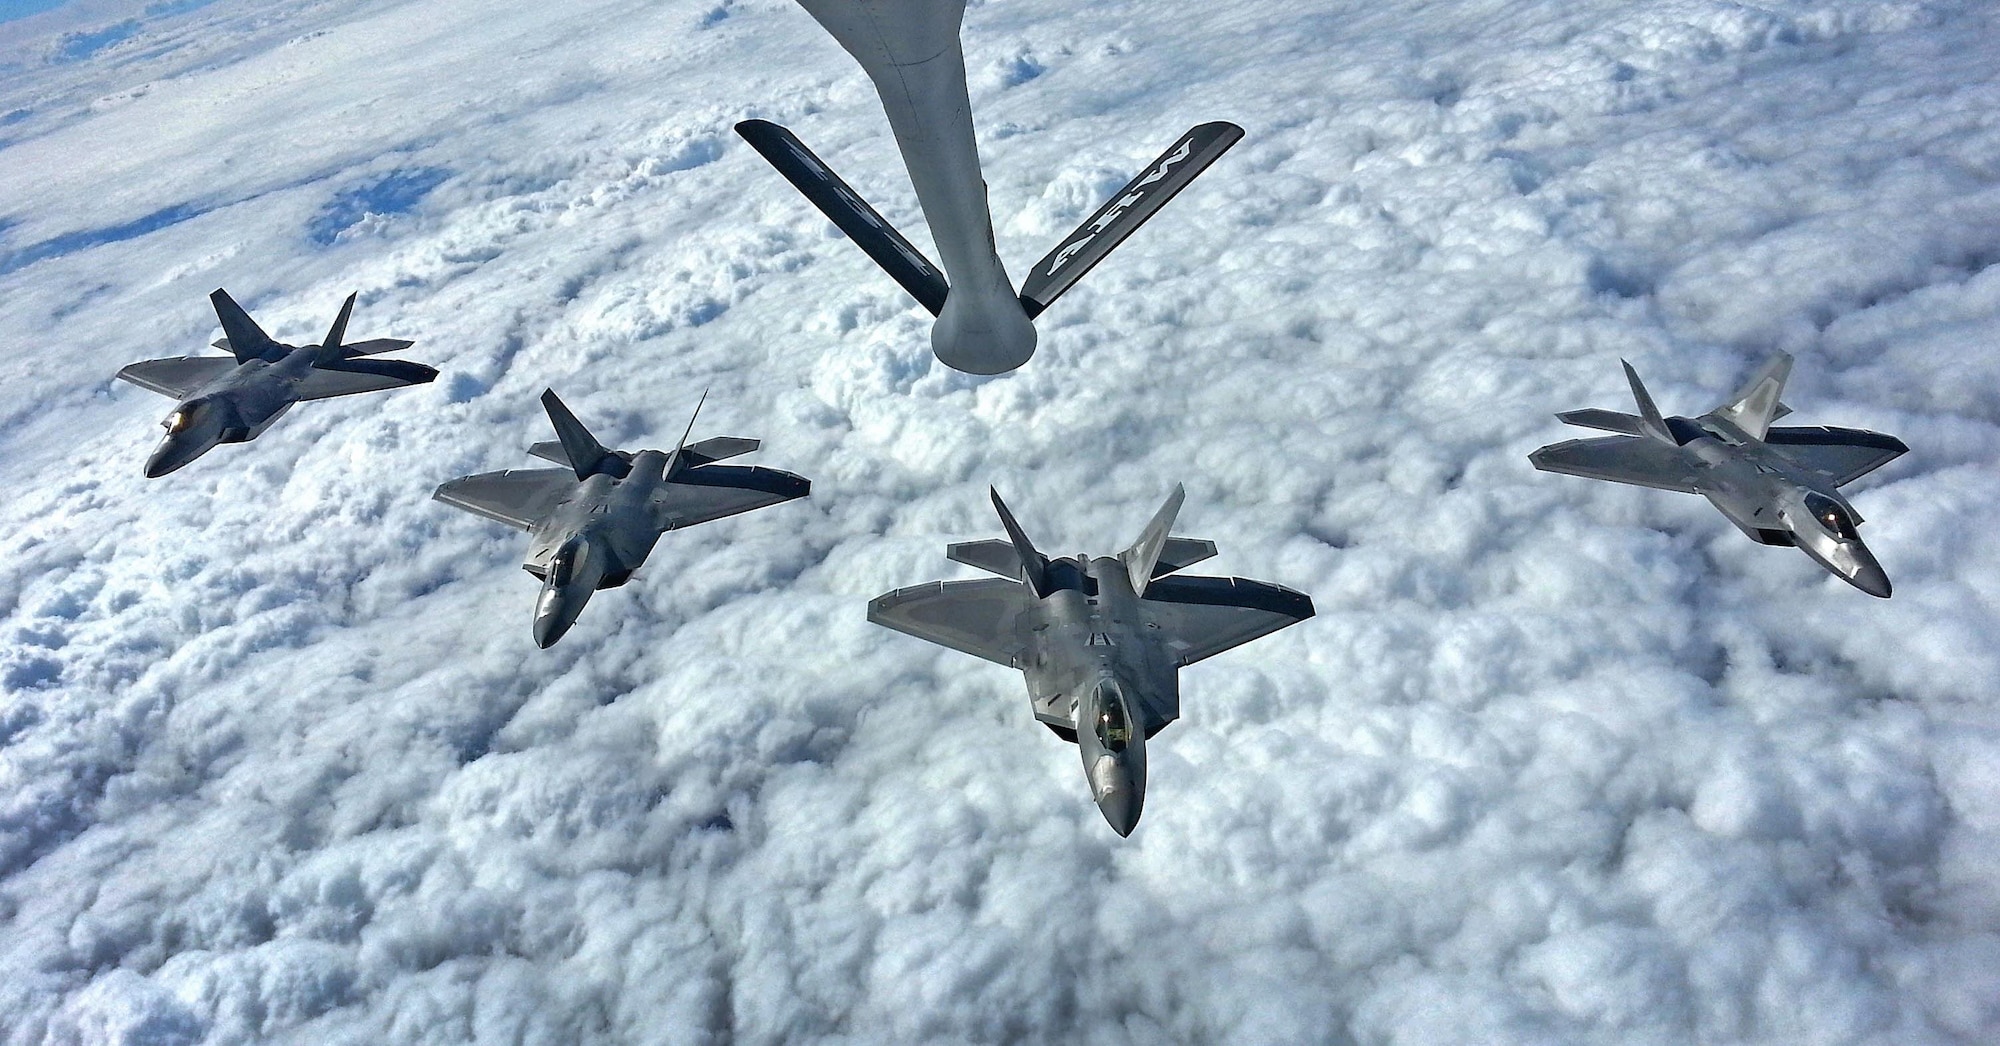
[307,167,450,246]
[0,202,205,276]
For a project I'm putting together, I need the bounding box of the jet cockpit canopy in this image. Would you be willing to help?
[1803,491,1859,541]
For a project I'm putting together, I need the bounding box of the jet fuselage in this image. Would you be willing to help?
[145,349,318,477]
[1015,555,1180,836]
[525,449,676,647]
[1671,413,1890,597]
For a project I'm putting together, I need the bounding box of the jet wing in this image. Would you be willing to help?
[294,359,438,401]
[1529,435,1701,493]
[653,465,810,530]
[432,468,576,530]
[1764,427,1908,486]
[115,356,237,398]
[867,578,1033,667]
[1141,575,1314,667]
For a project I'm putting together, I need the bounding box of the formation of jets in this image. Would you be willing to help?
[105,0,1912,835]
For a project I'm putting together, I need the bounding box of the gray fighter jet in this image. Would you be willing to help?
[116,289,436,477]
[1530,354,1907,596]
[433,390,810,648]
[737,0,1242,374]
[869,486,1314,835]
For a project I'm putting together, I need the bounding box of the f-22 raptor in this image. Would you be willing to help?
[116,290,435,477]
[870,486,1314,836]
[737,0,1242,374]
[1531,354,1908,596]
[433,391,810,647]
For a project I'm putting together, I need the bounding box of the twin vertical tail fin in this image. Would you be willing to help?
[1622,360,1675,444]
[734,120,951,316]
[663,389,710,478]
[540,389,629,481]
[1118,485,1185,595]
[1713,352,1794,439]
[313,293,357,366]
[210,288,282,363]
[1018,122,1244,318]
[989,487,1053,597]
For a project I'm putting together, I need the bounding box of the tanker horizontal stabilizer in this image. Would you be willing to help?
[1018,122,1244,319]
[735,119,951,315]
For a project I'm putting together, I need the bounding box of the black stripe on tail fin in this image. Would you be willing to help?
[314,292,357,366]
[735,119,950,316]
[210,288,282,363]
[540,389,629,480]
[1018,122,1244,319]
[989,487,1052,597]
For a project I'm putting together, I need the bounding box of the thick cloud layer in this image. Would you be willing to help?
[0,0,1997,1042]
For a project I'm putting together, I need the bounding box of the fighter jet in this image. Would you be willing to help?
[1530,353,1908,596]
[116,289,436,477]
[432,390,810,648]
[736,0,1242,375]
[869,486,1314,835]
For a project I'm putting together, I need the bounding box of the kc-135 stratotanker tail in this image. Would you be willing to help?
[738,0,1242,374]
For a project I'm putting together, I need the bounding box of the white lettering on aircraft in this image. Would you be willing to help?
[1042,135,1198,277]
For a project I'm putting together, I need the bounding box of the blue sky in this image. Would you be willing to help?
[0,0,66,24]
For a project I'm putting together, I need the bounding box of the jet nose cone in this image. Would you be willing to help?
[531,606,573,648]
[532,586,585,648]
[144,439,191,478]
[1849,559,1893,599]
[1096,788,1141,837]
[1088,757,1143,837]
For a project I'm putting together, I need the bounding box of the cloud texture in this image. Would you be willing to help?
[0,0,1997,1042]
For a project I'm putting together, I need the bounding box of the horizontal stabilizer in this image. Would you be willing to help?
[1152,537,1218,578]
[1765,427,1908,486]
[116,356,237,399]
[1019,121,1244,319]
[527,440,634,470]
[213,337,412,357]
[947,539,1029,581]
[735,119,950,316]
[681,436,759,467]
[1556,408,1648,435]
